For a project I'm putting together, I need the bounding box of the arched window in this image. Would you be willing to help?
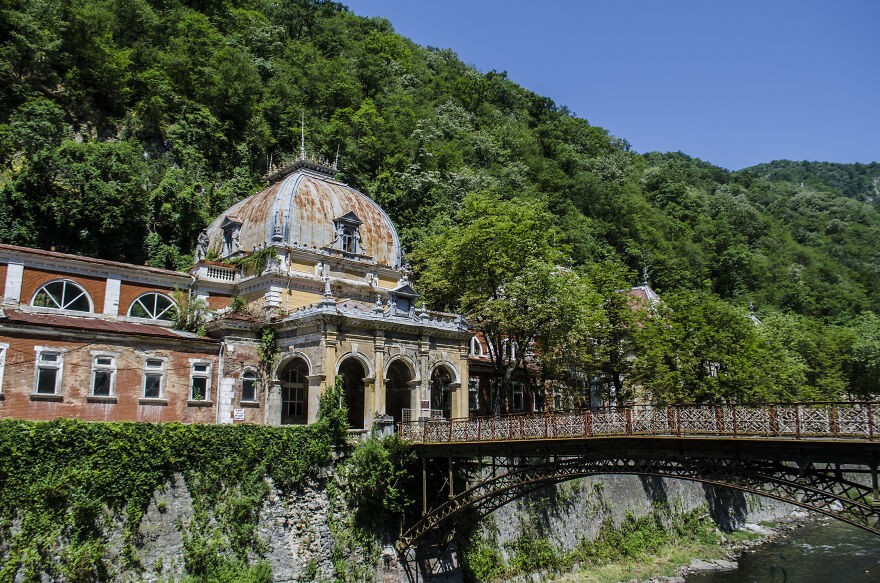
[469,336,483,357]
[280,358,309,425]
[241,369,258,402]
[128,292,177,321]
[430,366,453,419]
[32,280,92,312]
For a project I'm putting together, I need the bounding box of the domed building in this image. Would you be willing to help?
[195,158,471,429]
[0,156,471,428]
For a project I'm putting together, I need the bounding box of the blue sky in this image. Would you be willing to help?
[343,1,879,170]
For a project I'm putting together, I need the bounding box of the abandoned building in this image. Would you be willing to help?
[0,157,474,427]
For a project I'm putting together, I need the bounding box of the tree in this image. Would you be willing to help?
[849,312,880,398]
[582,260,651,405]
[634,290,766,403]
[413,191,599,413]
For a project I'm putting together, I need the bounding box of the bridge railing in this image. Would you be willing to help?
[397,402,880,444]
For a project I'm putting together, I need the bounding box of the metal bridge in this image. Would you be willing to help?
[395,402,880,555]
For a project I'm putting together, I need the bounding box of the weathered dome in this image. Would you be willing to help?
[204,161,403,268]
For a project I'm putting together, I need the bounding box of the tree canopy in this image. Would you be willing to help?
[1,0,878,400]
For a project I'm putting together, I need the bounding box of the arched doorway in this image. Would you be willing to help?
[339,358,366,429]
[430,365,453,419]
[279,358,309,425]
[386,360,413,424]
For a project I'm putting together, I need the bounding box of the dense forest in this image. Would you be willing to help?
[2,0,879,402]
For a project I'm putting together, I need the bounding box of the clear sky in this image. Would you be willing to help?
[342,1,879,170]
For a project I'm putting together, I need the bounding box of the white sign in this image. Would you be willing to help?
[233,409,245,421]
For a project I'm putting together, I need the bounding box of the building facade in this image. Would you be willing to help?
[0,159,471,427]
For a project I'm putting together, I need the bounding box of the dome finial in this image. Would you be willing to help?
[300,111,306,161]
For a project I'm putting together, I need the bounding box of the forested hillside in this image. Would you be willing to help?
[742,160,880,203]
[2,0,879,401]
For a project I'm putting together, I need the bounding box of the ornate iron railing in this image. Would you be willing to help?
[398,402,880,444]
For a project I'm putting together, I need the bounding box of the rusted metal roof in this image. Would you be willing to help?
[1,309,214,341]
[205,166,403,268]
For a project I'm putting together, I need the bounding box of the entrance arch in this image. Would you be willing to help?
[386,359,414,424]
[339,358,366,429]
[279,358,309,425]
[430,365,454,419]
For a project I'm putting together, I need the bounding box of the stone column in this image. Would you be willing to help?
[322,324,338,393]
[373,334,386,417]
[418,335,430,418]
[306,374,324,424]
[407,380,422,421]
[452,344,471,418]
[264,380,282,426]
[363,377,376,429]
[103,277,121,317]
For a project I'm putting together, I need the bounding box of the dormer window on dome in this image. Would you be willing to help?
[389,281,418,315]
[221,217,242,256]
[332,211,363,256]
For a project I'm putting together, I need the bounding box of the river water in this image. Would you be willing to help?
[686,519,880,583]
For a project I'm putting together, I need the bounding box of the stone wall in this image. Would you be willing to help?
[29,473,799,583]
[488,475,797,561]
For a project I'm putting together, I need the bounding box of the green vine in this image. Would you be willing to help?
[0,419,344,582]
[257,327,278,397]
[228,247,278,276]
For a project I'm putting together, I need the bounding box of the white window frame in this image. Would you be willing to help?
[31,279,93,313]
[128,292,177,322]
[469,336,483,357]
[90,351,118,397]
[34,346,66,395]
[468,377,480,412]
[0,342,8,393]
[241,368,259,403]
[511,380,524,412]
[142,357,167,399]
[189,359,213,402]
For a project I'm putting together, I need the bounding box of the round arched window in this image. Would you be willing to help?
[128,292,178,321]
[241,369,259,402]
[32,280,92,312]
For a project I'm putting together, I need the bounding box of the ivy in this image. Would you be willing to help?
[257,327,279,401]
[0,417,346,582]
[228,247,278,276]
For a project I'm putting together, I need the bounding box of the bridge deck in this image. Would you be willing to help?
[413,434,880,464]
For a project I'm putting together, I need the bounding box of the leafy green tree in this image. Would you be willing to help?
[849,312,880,398]
[635,290,766,403]
[413,191,598,413]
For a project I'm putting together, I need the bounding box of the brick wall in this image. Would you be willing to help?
[20,267,106,313]
[0,334,220,423]
[118,281,176,318]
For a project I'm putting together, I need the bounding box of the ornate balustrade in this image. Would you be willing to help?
[398,402,880,444]
[203,265,236,282]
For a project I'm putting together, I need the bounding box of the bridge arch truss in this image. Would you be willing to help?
[398,438,880,553]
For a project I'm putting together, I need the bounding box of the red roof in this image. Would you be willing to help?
[1,309,215,342]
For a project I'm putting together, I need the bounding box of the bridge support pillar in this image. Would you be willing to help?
[422,457,427,516]
[871,464,880,509]
[448,458,454,499]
